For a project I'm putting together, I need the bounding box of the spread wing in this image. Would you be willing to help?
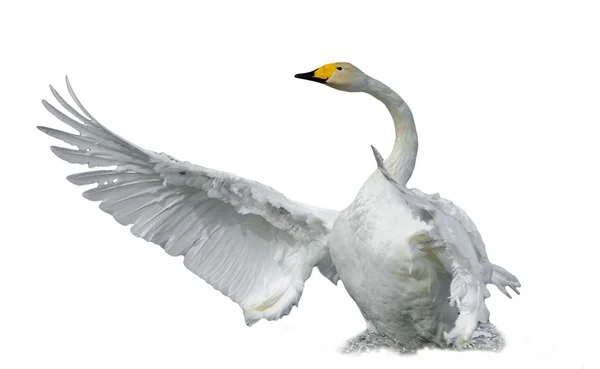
[38,77,340,326]
[371,146,520,298]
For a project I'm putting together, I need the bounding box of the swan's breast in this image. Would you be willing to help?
[331,173,428,259]
[329,176,437,300]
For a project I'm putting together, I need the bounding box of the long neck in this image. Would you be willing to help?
[365,77,418,186]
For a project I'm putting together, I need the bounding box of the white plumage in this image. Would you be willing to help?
[39,62,520,350]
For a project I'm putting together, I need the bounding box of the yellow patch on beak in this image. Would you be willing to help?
[313,63,338,80]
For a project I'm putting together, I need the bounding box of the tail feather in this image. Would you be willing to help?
[490,264,521,298]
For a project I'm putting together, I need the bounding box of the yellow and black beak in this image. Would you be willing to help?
[294,69,327,84]
[295,63,338,84]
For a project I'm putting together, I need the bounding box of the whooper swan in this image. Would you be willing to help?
[38,62,520,350]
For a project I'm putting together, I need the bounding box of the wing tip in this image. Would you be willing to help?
[65,75,73,93]
[494,284,513,299]
[371,145,396,183]
[41,99,60,116]
[370,145,386,169]
[370,145,381,167]
[66,173,81,185]
[49,145,63,156]
[36,125,49,134]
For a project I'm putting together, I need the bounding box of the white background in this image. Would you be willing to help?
[1,1,599,368]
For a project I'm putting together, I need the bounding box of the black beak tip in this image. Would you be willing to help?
[294,71,313,80]
[294,70,326,83]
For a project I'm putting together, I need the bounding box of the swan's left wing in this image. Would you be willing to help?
[407,188,520,299]
[38,77,340,326]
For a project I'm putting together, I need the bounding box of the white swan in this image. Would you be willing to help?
[38,62,520,350]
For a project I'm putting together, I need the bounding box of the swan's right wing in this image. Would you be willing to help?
[374,145,522,345]
[38,78,340,326]
[408,189,521,298]
[409,188,488,261]
[371,146,484,269]
[371,146,520,297]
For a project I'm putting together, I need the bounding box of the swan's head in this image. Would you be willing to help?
[294,62,368,92]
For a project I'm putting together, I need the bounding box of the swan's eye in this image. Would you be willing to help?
[337,67,342,70]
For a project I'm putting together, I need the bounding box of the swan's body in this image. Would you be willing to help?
[38,62,520,350]
[330,170,454,347]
